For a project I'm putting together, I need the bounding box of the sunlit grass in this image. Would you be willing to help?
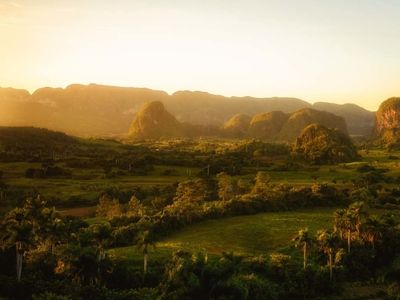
[109,208,336,262]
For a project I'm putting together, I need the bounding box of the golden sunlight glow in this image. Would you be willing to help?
[1,0,400,110]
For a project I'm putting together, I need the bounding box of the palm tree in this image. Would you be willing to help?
[333,209,347,239]
[0,208,34,281]
[361,216,382,250]
[348,201,367,237]
[343,211,356,253]
[90,223,113,262]
[293,228,312,269]
[136,230,156,274]
[37,207,66,253]
[316,230,339,281]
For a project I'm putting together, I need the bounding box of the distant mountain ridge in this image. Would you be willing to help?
[313,102,375,136]
[0,84,375,137]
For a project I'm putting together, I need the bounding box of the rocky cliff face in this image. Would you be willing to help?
[374,97,400,148]
[375,98,400,133]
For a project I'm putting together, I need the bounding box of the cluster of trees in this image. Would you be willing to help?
[0,196,159,297]
[96,194,145,219]
[1,196,399,299]
[91,172,345,250]
[25,163,71,179]
[291,202,400,298]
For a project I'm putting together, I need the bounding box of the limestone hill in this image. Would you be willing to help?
[374,97,400,149]
[130,102,349,142]
[248,111,289,139]
[128,101,183,139]
[292,123,359,164]
[0,84,374,137]
[279,108,348,141]
[221,114,252,138]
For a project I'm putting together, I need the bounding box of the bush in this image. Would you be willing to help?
[25,168,45,178]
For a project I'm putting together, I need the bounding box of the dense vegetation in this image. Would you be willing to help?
[292,123,359,164]
[374,97,400,150]
[1,127,400,299]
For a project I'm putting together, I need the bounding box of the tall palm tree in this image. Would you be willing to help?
[90,223,113,262]
[343,211,356,253]
[361,216,382,250]
[293,228,313,269]
[316,230,339,281]
[37,207,66,253]
[0,208,34,281]
[136,230,156,274]
[333,209,347,239]
[348,201,367,237]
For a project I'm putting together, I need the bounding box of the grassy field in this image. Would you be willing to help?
[2,148,400,211]
[109,208,336,261]
[0,162,199,207]
[109,206,398,263]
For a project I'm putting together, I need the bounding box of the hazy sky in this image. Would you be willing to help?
[1,0,399,110]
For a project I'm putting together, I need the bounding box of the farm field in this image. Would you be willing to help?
[109,206,399,262]
[109,208,336,261]
[2,148,400,212]
[0,161,200,209]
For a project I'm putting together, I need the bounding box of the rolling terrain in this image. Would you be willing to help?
[0,84,375,137]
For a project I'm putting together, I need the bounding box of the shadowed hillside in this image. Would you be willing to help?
[0,126,78,154]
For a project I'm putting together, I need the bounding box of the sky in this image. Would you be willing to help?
[0,0,399,110]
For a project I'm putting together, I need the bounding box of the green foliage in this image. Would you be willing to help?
[293,123,359,164]
[173,179,209,203]
[126,196,144,218]
[251,171,271,195]
[96,195,123,219]
[216,172,237,201]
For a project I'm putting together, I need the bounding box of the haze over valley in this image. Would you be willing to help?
[1,1,400,299]
[0,83,375,137]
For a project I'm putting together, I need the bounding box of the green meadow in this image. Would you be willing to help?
[109,208,336,262]
[2,148,400,214]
